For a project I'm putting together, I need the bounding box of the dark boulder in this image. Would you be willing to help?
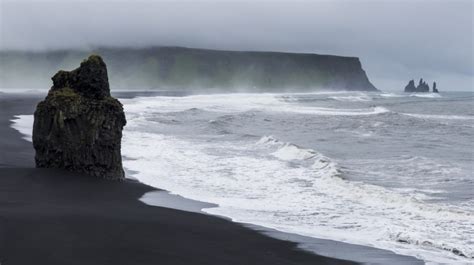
[404,79,416,92]
[33,55,126,179]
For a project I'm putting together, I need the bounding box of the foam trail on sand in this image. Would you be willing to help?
[10,115,33,141]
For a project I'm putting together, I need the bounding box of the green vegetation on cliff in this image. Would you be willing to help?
[0,47,377,91]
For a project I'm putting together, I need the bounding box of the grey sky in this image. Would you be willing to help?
[1,0,472,90]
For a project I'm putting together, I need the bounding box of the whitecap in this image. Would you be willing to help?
[380,93,406,98]
[271,143,316,161]
[122,93,389,116]
[401,113,474,120]
[410,93,442,98]
[329,94,372,102]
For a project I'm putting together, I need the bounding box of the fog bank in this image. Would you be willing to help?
[1,0,472,90]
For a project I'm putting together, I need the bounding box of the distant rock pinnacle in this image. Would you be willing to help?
[404,79,416,92]
[404,78,436,93]
[433,82,439,93]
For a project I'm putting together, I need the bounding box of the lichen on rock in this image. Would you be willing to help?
[33,55,126,179]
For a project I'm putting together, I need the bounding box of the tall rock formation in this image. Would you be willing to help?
[33,55,126,179]
[417,78,430,92]
[404,78,433,93]
[404,79,416,92]
[433,82,439,93]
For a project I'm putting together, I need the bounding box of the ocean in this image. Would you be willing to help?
[12,90,474,264]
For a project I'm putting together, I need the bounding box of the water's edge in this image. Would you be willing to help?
[136,183,423,265]
[8,92,426,265]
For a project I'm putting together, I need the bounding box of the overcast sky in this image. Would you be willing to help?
[0,0,472,91]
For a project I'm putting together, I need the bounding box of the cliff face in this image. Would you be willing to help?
[33,55,126,179]
[0,47,377,91]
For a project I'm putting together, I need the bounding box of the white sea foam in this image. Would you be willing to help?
[122,94,389,116]
[257,135,323,161]
[401,113,474,120]
[123,127,472,263]
[380,92,442,99]
[329,94,372,102]
[285,106,389,116]
[10,115,33,141]
[271,144,317,161]
[380,93,406,98]
[121,98,473,264]
[410,93,442,98]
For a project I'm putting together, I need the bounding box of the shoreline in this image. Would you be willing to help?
[0,92,356,264]
[117,90,423,264]
[138,188,423,265]
[1,91,424,264]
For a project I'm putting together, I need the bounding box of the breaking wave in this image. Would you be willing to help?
[121,113,474,264]
[122,94,389,116]
[401,113,474,120]
[329,94,373,102]
[410,93,442,98]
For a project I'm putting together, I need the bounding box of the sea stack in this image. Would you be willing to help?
[404,78,432,93]
[416,78,430,92]
[33,55,126,179]
[404,79,417,92]
[433,82,439,93]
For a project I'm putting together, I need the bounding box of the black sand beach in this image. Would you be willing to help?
[0,93,356,265]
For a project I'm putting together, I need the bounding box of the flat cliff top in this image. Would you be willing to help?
[1,46,377,91]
